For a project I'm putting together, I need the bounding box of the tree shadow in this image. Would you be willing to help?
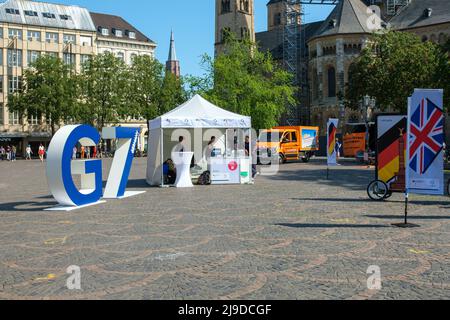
[0,201,58,212]
[276,223,390,229]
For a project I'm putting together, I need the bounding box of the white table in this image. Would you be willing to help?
[172,152,194,188]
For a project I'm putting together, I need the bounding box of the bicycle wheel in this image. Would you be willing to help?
[367,180,389,201]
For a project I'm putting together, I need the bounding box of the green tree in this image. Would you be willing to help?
[78,52,128,131]
[346,31,450,113]
[7,55,78,135]
[187,36,297,130]
[127,55,186,130]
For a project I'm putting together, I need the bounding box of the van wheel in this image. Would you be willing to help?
[279,155,286,164]
[301,155,310,163]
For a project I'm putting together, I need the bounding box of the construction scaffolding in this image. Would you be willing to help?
[283,0,338,126]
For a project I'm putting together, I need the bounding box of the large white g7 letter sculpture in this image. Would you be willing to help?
[46,125,102,207]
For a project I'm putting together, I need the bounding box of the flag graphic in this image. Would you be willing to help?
[409,98,444,175]
[327,119,339,166]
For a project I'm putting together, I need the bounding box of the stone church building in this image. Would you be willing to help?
[215,0,450,136]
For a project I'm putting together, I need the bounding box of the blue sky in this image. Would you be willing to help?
[42,0,335,76]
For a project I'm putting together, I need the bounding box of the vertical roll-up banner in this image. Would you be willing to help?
[406,89,445,195]
[327,119,339,166]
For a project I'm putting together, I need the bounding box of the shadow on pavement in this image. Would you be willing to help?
[0,201,58,212]
[366,215,450,220]
[291,197,404,204]
[276,223,390,229]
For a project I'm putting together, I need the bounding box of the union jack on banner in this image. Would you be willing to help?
[409,98,444,174]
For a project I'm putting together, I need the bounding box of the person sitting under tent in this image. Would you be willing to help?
[163,159,177,185]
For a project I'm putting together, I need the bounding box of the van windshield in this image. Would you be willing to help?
[258,131,281,143]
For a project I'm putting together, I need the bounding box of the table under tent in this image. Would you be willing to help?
[146,94,253,187]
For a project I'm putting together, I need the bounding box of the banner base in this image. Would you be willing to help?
[392,223,420,228]
[44,200,106,212]
[117,191,146,199]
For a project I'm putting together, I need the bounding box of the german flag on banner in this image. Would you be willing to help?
[376,116,407,184]
[327,119,339,166]
[328,123,337,157]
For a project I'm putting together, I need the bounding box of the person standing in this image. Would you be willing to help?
[26,145,32,160]
[335,138,342,165]
[245,136,258,179]
[0,146,5,161]
[11,145,17,162]
[6,145,11,161]
[38,144,45,162]
[174,136,185,153]
[80,146,85,159]
[92,145,97,159]
[86,146,91,159]
[72,146,77,160]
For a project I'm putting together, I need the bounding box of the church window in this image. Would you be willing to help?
[274,13,281,26]
[327,67,336,98]
[221,0,231,14]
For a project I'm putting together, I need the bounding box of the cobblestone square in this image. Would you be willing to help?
[0,158,449,300]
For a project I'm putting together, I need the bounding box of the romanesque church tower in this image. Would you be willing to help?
[215,0,255,56]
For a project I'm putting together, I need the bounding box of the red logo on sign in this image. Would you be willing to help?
[228,161,238,171]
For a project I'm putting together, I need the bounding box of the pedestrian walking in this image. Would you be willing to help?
[0,146,5,161]
[72,146,77,160]
[38,144,45,162]
[11,145,17,162]
[6,145,11,161]
[335,138,342,165]
[26,145,32,160]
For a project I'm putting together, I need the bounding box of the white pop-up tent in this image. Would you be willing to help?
[146,94,252,186]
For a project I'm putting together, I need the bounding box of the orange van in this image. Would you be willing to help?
[257,126,319,164]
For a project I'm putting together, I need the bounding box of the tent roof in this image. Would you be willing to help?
[150,94,252,129]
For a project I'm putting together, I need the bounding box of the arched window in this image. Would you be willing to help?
[312,69,319,100]
[430,34,437,43]
[327,67,336,98]
[221,0,231,14]
[274,13,282,26]
[221,27,231,42]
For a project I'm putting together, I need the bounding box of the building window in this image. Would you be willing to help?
[46,32,59,43]
[60,14,71,21]
[0,104,3,125]
[101,28,109,36]
[128,31,136,39]
[27,51,41,65]
[240,0,250,13]
[24,10,38,17]
[114,29,123,37]
[81,54,91,65]
[221,27,231,42]
[116,52,125,61]
[130,53,137,63]
[8,28,22,40]
[221,0,231,14]
[0,77,3,94]
[0,28,3,38]
[46,52,58,59]
[42,12,56,19]
[9,111,20,125]
[241,27,249,39]
[27,30,41,42]
[80,35,92,46]
[327,67,336,98]
[7,49,22,67]
[63,53,75,66]
[274,13,282,26]
[63,34,76,44]
[8,76,22,94]
[28,109,41,125]
[5,8,20,15]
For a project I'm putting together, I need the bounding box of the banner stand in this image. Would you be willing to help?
[392,191,420,228]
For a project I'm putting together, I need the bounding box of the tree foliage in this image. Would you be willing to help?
[7,55,77,135]
[187,35,298,130]
[346,31,450,113]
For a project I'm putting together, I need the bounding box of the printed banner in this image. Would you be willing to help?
[407,89,445,195]
[327,119,339,166]
[376,115,407,186]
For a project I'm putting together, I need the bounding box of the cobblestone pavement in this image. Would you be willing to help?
[0,158,449,300]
